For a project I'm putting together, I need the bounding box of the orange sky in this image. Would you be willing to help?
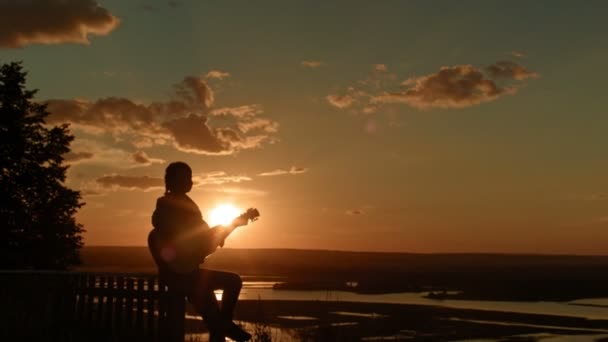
[3,1,608,254]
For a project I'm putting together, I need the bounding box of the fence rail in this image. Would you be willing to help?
[0,271,186,341]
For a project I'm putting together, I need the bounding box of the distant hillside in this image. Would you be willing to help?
[79,246,608,274]
[79,247,608,299]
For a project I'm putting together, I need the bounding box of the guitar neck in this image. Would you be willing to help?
[209,223,239,244]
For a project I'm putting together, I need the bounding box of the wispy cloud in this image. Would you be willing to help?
[346,209,364,215]
[373,64,388,72]
[205,70,231,80]
[258,166,308,177]
[96,175,164,191]
[0,0,120,48]
[132,151,165,166]
[193,171,252,185]
[210,105,263,118]
[64,139,152,168]
[64,151,94,164]
[326,94,355,109]
[92,170,251,192]
[301,60,325,68]
[485,60,538,81]
[211,187,268,197]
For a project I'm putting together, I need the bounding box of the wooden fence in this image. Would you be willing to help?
[0,271,187,341]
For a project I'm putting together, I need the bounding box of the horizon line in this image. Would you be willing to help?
[82,245,608,257]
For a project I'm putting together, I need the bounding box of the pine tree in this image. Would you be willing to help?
[0,62,84,269]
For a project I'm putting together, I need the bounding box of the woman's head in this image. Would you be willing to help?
[164,161,193,194]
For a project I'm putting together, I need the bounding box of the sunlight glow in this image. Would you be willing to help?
[208,203,241,227]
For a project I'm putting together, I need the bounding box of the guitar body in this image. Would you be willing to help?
[148,228,205,274]
[148,208,260,274]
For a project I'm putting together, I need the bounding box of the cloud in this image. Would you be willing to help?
[258,166,308,177]
[510,51,525,58]
[173,76,214,110]
[329,61,538,111]
[485,60,539,81]
[163,114,237,155]
[46,97,161,134]
[46,74,279,155]
[301,60,325,68]
[371,64,511,109]
[132,151,165,166]
[326,94,355,109]
[91,170,250,192]
[346,209,364,215]
[64,151,94,163]
[64,138,150,168]
[237,118,279,133]
[210,105,263,118]
[211,187,268,197]
[374,64,388,72]
[205,70,231,80]
[96,175,164,191]
[193,171,252,185]
[0,0,120,48]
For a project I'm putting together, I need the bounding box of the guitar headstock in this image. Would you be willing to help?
[232,208,260,227]
[244,207,260,222]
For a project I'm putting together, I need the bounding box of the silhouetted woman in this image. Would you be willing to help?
[150,162,251,341]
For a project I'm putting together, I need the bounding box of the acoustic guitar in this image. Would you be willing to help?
[148,208,260,274]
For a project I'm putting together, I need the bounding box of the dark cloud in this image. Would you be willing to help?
[94,170,249,192]
[258,166,308,177]
[45,75,278,155]
[64,151,94,163]
[330,61,538,111]
[173,76,214,110]
[163,114,235,155]
[96,175,163,191]
[45,97,160,133]
[372,64,509,109]
[0,0,119,48]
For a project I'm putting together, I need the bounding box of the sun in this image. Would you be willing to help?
[207,203,241,227]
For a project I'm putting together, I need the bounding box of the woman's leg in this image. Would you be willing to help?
[198,268,243,320]
[187,271,224,337]
[195,268,251,341]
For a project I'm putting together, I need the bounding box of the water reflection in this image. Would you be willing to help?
[239,282,608,320]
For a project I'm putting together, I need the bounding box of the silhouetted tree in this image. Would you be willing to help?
[0,62,84,269]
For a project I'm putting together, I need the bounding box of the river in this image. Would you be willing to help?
[237,281,608,320]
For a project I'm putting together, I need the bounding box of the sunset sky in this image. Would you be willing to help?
[2,1,608,254]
